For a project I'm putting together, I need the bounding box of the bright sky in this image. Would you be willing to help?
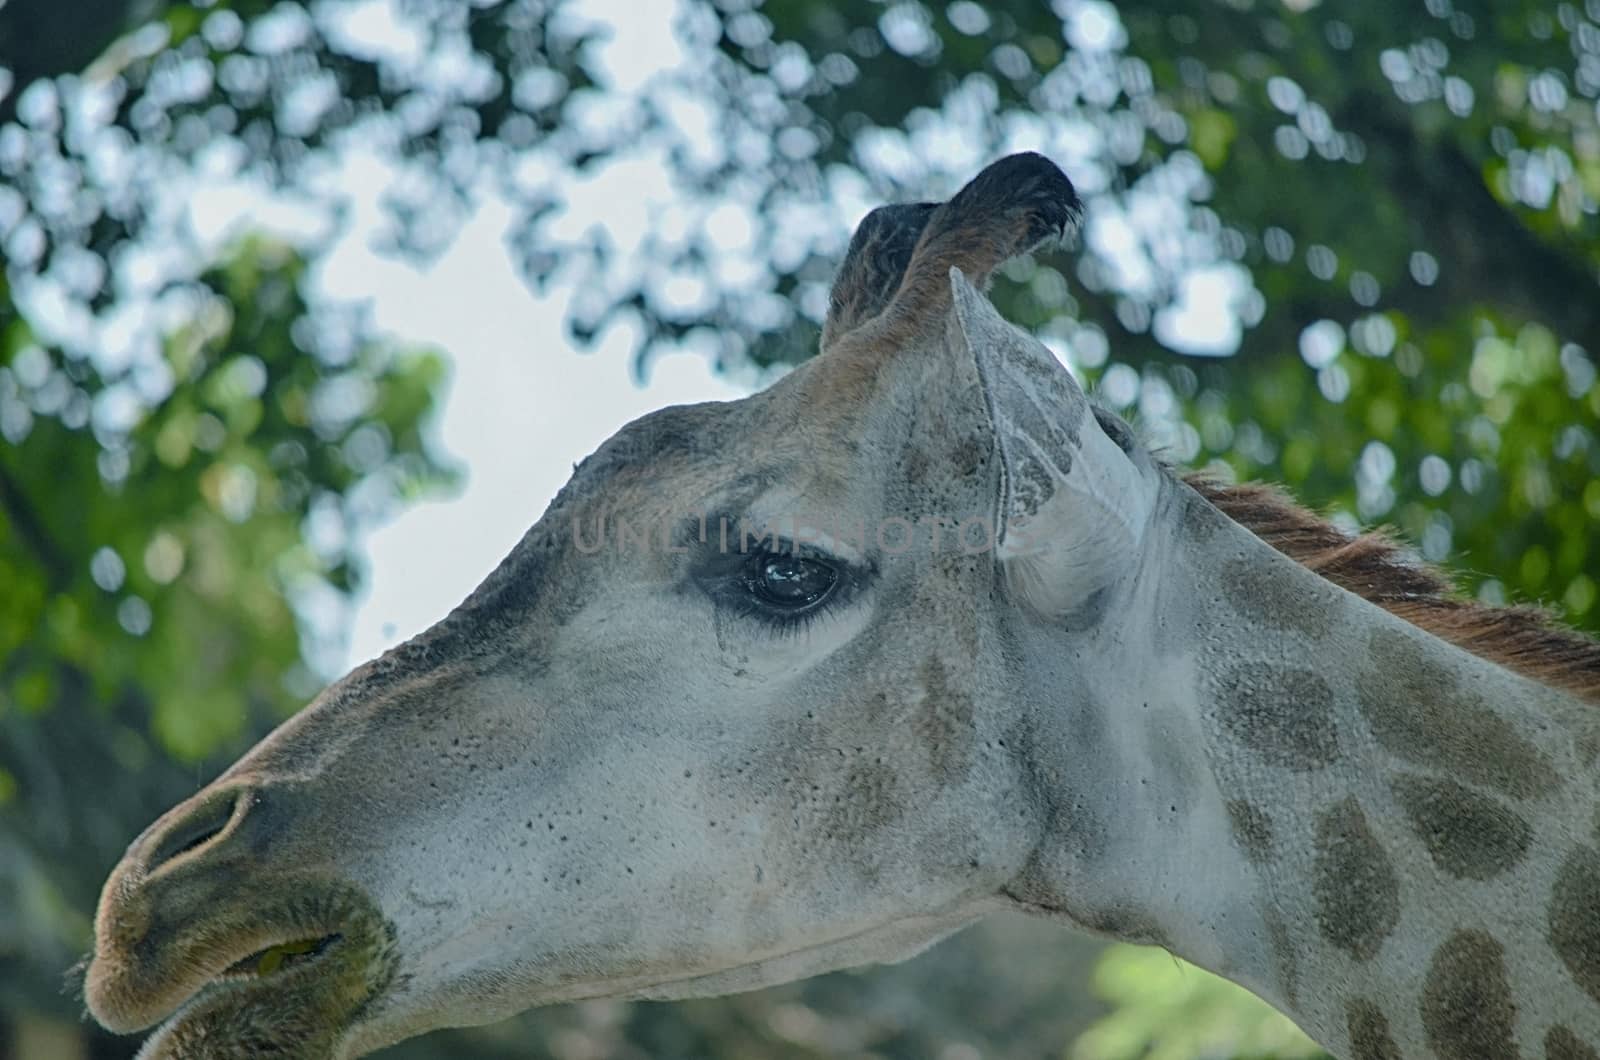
[185,0,754,673]
[309,0,754,672]
[320,192,745,669]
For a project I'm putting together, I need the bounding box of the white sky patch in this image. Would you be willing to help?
[1155,264,1249,357]
[318,191,745,669]
[318,0,426,65]
[1085,205,1155,293]
[567,0,688,93]
[186,178,332,250]
[175,148,749,676]
[1060,0,1127,52]
[548,151,669,254]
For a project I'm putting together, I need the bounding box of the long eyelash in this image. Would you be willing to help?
[722,590,836,637]
[689,529,867,637]
[735,544,848,633]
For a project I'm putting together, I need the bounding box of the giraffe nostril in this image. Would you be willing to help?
[146,788,246,874]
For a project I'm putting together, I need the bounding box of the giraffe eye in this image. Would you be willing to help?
[743,552,838,612]
[690,524,865,632]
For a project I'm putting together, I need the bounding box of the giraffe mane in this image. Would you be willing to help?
[1185,474,1600,704]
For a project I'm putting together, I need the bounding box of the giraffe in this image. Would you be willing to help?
[85,153,1600,1059]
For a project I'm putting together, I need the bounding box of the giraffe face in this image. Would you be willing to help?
[84,268,1166,1057]
[78,394,990,1054]
[82,155,1183,1057]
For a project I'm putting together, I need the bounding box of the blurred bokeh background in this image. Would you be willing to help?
[2,0,1597,1056]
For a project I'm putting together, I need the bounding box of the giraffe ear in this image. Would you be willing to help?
[821,202,937,352]
[948,268,1157,618]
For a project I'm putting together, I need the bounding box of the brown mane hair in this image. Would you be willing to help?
[1184,474,1600,704]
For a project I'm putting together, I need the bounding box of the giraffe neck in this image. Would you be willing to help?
[1003,486,1600,1058]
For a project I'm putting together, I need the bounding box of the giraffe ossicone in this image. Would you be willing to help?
[86,152,1600,1059]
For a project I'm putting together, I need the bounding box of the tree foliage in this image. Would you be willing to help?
[2,0,1596,1056]
[0,235,455,1033]
[703,0,1600,631]
[5,0,1593,620]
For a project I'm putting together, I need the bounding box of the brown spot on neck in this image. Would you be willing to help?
[1312,797,1400,961]
[1187,476,1600,702]
[1547,1025,1600,1060]
[1264,908,1299,1010]
[1390,774,1533,880]
[1345,998,1403,1060]
[1225,799,1275,864]
[1212,663,1340,771]
[1550,846,1600,1007]
[1220,553,1336,639]
[1420,929,1520,1058]
[1356,632,1560,801]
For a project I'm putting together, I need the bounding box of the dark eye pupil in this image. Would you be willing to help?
[749,554,836,609]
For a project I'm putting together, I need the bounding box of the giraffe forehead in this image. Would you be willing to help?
[916,655,979,780]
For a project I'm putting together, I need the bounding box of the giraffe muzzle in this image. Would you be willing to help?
[84,781,397,1056]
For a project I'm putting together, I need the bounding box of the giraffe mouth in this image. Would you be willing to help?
[219,933,342,979]
[150,930,346,1023]
[126,921,398,1060]
[86,879,398,1059]
[123,929,364,1059]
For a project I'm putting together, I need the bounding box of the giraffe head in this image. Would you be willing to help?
[85,154,1175,1058]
